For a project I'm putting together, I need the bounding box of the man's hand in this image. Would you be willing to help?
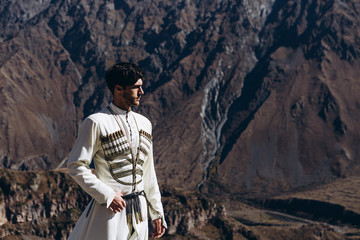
[151,218,165,239]
[109,191,126,213]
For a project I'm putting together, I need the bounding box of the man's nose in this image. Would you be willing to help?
[139,87,144,95]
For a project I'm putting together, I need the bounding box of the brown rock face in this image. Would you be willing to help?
[0,0,360,198]
[198,0,360,196]
[1,169,359,239]
[0,24,79,170]
[0,169,225,239]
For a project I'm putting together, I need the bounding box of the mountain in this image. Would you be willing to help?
[1,0,360,205]
[199,0,360,198]
[0,168,224,239]
[1,168,359,239]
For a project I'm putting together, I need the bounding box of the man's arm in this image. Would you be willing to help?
[67,117,116,207]
[142,142,167,229]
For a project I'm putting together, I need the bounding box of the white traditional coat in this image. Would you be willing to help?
[67,103,166,240]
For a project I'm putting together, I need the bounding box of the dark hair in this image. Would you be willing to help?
[105,62,144,94]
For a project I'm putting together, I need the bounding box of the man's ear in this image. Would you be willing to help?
[115,85,123,92]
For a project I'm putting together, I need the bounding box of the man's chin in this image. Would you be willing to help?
[132,100,141,106]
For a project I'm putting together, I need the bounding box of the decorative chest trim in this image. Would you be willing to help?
[100,130,130,161]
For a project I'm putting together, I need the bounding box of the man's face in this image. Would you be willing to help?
[122,78,144,107]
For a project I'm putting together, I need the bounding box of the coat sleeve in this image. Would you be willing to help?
[142,140,167,228]
[67,117,116,208]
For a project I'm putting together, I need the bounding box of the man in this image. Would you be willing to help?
[67,62,167,240]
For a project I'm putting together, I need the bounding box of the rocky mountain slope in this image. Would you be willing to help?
[201,0,360,198]
[1,168,359,239]
[1,0,360,212]
[0,168,224,239]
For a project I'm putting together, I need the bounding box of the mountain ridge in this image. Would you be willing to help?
[0,0,359,197]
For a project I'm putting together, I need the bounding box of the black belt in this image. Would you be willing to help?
[123,191,145,224]
[86,191,146,225]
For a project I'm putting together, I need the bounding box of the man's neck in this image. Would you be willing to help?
[112,101,131,111]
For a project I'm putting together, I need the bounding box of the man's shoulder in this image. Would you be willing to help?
[132,111,152,130]
[133,111,151,123]
[84,107,112,124]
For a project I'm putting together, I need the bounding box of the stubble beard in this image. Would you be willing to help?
[131,96,141,106]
